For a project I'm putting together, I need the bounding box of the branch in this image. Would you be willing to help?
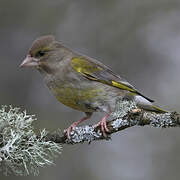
[0,101,179,176]
[45,104,180,144]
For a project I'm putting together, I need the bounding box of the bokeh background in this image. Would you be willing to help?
[1,0,180,180]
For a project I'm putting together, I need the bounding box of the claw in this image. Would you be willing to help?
[64,114,91,139]
[64,122,77,139]
[95,113,111,137]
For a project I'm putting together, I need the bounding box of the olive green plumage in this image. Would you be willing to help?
[21,35,167,116]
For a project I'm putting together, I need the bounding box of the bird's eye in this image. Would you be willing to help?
[36,50,46,57]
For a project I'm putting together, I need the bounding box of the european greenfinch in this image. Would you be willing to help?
[20,35,167,138]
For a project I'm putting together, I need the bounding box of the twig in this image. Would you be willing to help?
[45,108,180,144]
[0,102,179,175]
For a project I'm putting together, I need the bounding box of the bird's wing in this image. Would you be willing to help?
[71,57,154,102]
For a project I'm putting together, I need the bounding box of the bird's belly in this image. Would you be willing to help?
[50,84,105,112]
[47,76,129,113]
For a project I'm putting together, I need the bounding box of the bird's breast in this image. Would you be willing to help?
[48,80,105,112]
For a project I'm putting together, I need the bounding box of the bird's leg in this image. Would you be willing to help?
[64,112,92,139]
[95,113,111,137]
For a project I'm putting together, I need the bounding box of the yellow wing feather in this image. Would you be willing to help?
[71,57,154,102]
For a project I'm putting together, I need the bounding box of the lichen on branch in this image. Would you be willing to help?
[0,100,180,176]
[45,100,180,144]
[0,106,62,176]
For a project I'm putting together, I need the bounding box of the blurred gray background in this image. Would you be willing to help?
[1,0,180,179]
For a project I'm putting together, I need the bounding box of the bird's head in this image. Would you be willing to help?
[20,35,68,74]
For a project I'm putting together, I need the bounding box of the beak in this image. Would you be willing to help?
[19,55,39,68]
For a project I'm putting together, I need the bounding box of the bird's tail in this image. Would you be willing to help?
[135,95,168,113]
[151,105,168,113]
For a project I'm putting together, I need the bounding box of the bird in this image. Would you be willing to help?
[20,35,167,139]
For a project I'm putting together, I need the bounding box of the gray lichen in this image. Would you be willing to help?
[148,112,175,127]
[67,125,102,144]
[0,100,178,175]
[111,100,137,130]
[0,106,62,176]
[46,100,178,145]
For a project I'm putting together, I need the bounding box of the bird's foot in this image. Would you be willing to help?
[94,113,110,137]
[64,122,78,139]
[64,115,91,139]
